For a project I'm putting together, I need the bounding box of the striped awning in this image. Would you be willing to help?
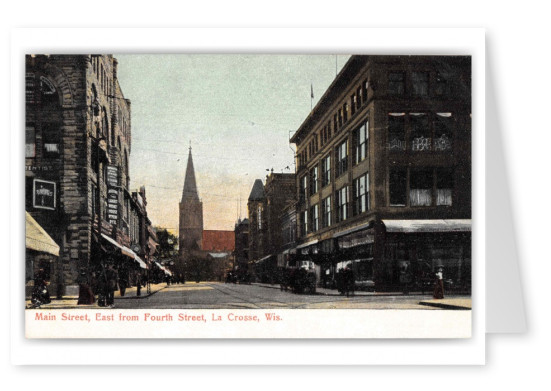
[101,234,147,269]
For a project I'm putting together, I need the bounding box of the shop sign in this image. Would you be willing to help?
[26,165,54,171]
[339,232,374,249]
[107,188,119,226]
[33,179,56,210]
[106,165,119,188]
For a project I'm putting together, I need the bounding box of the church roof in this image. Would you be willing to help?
[181,148,199,202]
[202,230,235,252]
[248,179,265,201]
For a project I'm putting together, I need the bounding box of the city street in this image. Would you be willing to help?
[31,282,471,310]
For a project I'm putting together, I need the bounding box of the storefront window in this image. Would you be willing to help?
[388,113,406,151]
[434,113,453,151]
[389,168,407,206]
[437,168,453,206]
[410,113,431,151]
[409,169,433,206]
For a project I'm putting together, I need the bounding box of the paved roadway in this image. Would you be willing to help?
[113,282,442,310]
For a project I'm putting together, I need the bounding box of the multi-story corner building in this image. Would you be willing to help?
[290,55,472,291]
[247,173,296,282]
[25,54,148,299]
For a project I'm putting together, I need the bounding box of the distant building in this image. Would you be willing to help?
[178,147,204,256]
[202,230,235,253]
[247,179,265,266]
[234,218,250,275]
[247,173,296,282]
[290,55,471,292]
[176,149,236,281]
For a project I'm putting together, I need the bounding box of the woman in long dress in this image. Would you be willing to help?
[433,267,444,299]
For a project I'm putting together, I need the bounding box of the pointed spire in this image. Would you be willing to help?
[248,179,265,201]
[181,147,199,202]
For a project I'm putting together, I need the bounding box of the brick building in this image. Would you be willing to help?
[247,173,296,282]
[25,55,151,298]
[290,55,472,291]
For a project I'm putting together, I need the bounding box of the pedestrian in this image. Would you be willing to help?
[118,266,128,297]
[77,269,95,305]
[105,263,119,308]
[96,264,107,307]
[30,268,51,308]
[343,266,355,297]
[136,274,142,297]
[399,262,410,295]
[433,266,444,299]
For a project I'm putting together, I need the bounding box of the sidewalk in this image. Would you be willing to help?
[252,282,472,310]
[25,283,168,310]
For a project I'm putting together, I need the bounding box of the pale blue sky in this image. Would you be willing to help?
[115,54,350,232]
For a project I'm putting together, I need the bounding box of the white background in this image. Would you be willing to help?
[2,0,547,388]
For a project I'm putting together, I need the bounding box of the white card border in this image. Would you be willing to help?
[10,27,485,365]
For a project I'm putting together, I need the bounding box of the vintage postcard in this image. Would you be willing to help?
[23,52,474,339]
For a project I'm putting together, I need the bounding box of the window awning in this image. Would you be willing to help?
[282,247,297,255]
[296,239,319,249]
[100,234,147,269]
[382,219,471,233]
[154,261,172,276]
[333,222,371,238]
[101,233,125,251]
[122,246,147,269]
[208,252,229,258]
[258,254,273,262]
[25,212,59,256]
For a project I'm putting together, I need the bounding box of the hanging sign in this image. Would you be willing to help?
[106,166,119,226]
[33,179,56,210]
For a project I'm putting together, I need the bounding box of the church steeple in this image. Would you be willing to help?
[179,144,204,256]
[181,146,199,202]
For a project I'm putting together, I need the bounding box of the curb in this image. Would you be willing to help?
[115,285,167,299]
[418,301,471,310]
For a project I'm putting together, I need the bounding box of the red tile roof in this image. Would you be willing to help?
[202,230,235,252]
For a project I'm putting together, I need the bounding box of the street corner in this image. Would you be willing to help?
[418,298,472,310]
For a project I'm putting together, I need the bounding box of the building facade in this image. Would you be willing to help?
[233,218,250,278]
[290,55,472,291]
[25,55,151,298]
[247,173,296,282]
